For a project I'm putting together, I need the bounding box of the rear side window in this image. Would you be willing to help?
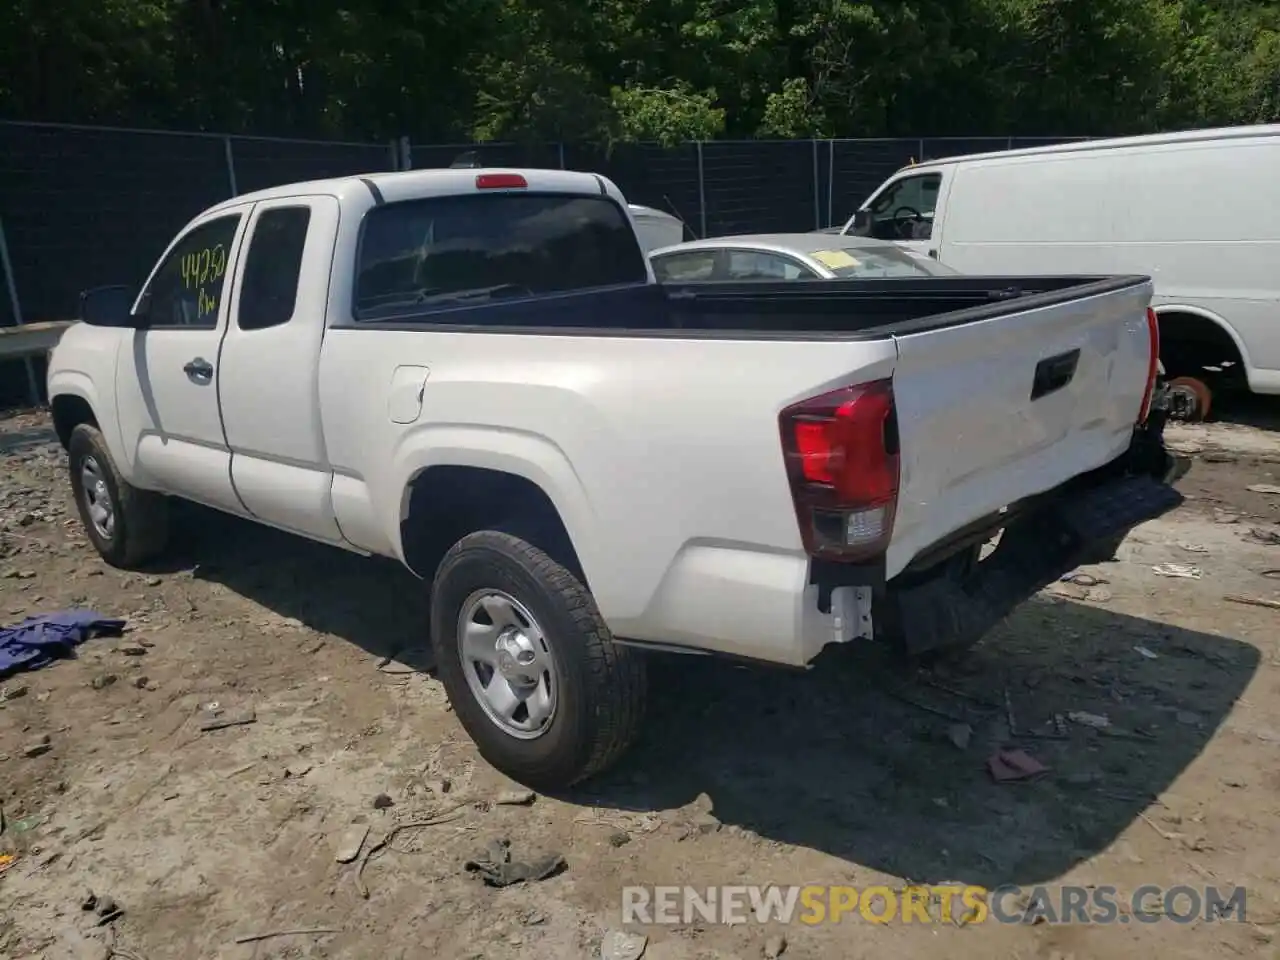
[354,193,648,319]
[238,206,311,330]
[652,250,718,281]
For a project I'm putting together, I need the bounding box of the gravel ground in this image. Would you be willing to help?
[2,406,1280,960]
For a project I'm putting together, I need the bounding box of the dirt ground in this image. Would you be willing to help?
[2,405,1280,960]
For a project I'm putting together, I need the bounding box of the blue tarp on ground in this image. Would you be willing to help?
[0,610,126,676]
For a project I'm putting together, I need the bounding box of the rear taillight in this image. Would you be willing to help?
[1138,306,1160,424]
[779,379,900,562]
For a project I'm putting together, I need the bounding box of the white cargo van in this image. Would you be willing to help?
[840,125,1280,420]
[629,203,688,253]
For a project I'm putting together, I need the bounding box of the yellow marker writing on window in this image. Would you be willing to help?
[810,249,861,270]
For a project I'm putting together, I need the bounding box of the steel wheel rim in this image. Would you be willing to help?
[456,589,557,740]
[80,456,115,540]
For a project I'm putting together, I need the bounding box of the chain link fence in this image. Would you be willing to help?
[0,120,1085,406]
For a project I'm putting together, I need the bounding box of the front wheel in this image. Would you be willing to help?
[430,531,647,791]
[68,424,170,568]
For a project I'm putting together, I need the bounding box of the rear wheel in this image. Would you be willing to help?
[430,530,646,790]
[67,424,170,568]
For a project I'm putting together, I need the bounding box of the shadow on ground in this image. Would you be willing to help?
[0,424,57,456]
[153,501,434,670]
[152,501,1257,890]
[1206,391,1280,432]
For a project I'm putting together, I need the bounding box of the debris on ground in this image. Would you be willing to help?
[987,749,1048,782]
[0,853,16,876]
[947,723,973,749]
[0,682,28,701]
[372,793,394,810]
[495,789,536,806]
[1134,645,1160,660]
[464,837,566,887]
[197,706,256,732]
[81,891,124,926]
[1245,527,1280,546]
[764,933,789,958]
[0,610,126,676]
[690,811,721,836]
[232,925,341,944]
[1067,711,1112,729]
[284,762,312,779]
[335,824,370,863]
[22,733,51,757]
[1246,484,1280,495]
[600,929,648,960]
[377,658,417,675]
[1223,594,1280,611]
[90,673,117,690]
[1152,563,1202,579]
[1060,572,1108,587]
[1177,542,1210,554]
[355,807,468,898]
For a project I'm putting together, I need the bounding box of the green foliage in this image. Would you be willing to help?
[0,0,1277,142]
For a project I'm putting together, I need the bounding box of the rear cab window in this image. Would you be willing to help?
[354,193,649,320]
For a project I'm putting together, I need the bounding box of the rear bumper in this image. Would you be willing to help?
[877,412,1183,656]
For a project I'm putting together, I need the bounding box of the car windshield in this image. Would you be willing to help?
[808,246,946,278]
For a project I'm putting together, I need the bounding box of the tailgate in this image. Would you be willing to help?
[885,278,1154,579]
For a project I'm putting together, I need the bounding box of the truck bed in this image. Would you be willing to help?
[344,274,1151,339]
[661,275,1150,336]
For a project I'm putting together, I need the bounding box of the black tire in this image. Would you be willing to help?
[431,530,646,790]
[68,424,170,568]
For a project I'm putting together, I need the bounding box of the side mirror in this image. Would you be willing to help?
[79,285,144,328]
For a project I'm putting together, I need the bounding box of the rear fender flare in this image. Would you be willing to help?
[387,424,598,584]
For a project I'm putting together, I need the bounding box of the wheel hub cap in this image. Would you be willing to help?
[79,456,115,539]
[457,590,557,740]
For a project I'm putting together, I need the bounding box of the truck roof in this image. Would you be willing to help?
[206,167,614,214]
[906,122,1280,174]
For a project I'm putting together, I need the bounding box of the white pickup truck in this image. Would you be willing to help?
[47,167,1180,789]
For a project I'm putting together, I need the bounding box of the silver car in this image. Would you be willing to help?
[648,232,957,282]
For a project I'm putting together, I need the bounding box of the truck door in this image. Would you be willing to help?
[218,195,346,543]
[113,209,250,515]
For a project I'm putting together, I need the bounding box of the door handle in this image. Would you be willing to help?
[183,357,214,382]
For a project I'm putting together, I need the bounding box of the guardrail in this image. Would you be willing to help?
[0,320,72,361]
